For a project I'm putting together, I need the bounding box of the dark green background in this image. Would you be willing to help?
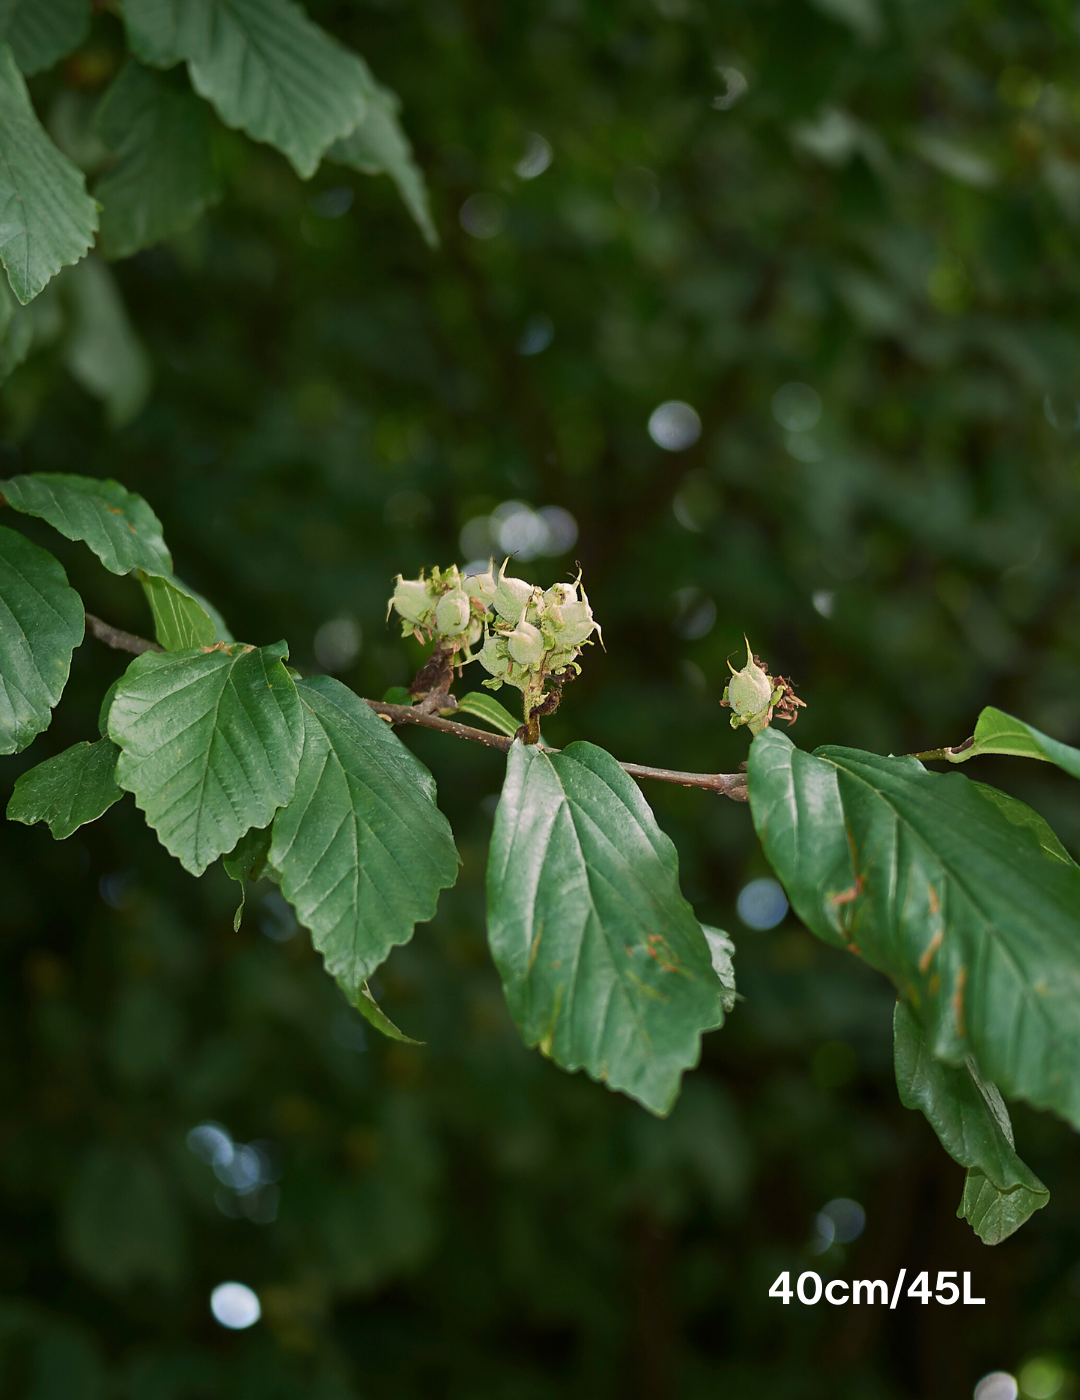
[3,1,1080,1395]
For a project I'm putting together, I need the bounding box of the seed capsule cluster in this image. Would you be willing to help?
[389,561,600,724]
[388,564,491,666]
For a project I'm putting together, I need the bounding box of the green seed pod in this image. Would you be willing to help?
[506,621,545,665]
[435,588,471,636]
[493,566,535,625]
[391,576,434,625]
[726,643,772,715]
[548,599,595,648]
[465,565,497,604]
[478,633,510,679]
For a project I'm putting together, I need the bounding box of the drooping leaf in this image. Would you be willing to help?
[701,925,737,1014]
[0,524,84,755]
[748,728,1080,1129]
[487,740,728,1116]
[0,43,98,303]
[268,676,459,995]
[0,0,90,76]
[93,60,219,260]
[341,978,424,1046]
[0,274,32,379]
[0,472,172,577]
[181,582,233,643]
[940,706,1080,780]
[62,256,153,427]
[108,641,303,875]
[223,822,273,931]
[328,68,437,246]
[454,690,520,738]
[140,571,216,650]
[893,1000,1048,1244]
[119,0,369,179]
[8,737,122,839]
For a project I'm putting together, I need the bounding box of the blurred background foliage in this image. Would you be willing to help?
[3,0,1080,1396]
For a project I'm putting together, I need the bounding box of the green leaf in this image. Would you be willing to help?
[0,0,90,76]
[327,69,437,246]
[940,706,1080,780]
[0,524,84,755]
[487,740,727,1116]
[893,1000,1048,1244]
[454,690,520,738]
[0,43,97,304]
[269,676,459,995]
[119,0,369,179]
[62,256,153,427]
[108,641,303,876]
[0,472,172,577]
[701,925,737,1014]
[139,571,216,650]
[223,822,273,931]
[8,736,122,839]
[748,728,1080,1130]
[342,979,424,1046]
[93,60,220,260]
[0,274,32,379]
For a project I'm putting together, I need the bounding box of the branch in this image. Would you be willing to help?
[364,700,748,800]
[85,613,163,655]
[81,615,749,800]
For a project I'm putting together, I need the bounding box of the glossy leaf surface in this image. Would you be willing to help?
[0,525,84,754]
[343,979,424,1046]
[8,737,122,839]
[945,706,1080,779]
[749,728,1080,1129]
[0,472,171,576]
[454,690,520,737]
[269,676,459,996]
[487,740,727,1116]
[894,1000,1048,1244]
[109,641,302,875]
[119,0,368,178]
[0,44,97,303]
[140,572,216,650]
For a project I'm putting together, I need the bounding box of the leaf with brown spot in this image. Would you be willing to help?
[749,729,1080,1131]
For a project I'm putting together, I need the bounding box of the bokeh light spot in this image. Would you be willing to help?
[210,1282,261,1330]
[1019,1359,1066,1398]
[772,382,822,433]
[975,1374,1019,1400]
[648,401,701,451]
[736,878,789,930]
[459,193,506,239]
[515,132,553,180]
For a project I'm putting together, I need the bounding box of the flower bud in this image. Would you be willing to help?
[391,576,434,625]
[506,621,545,665]
[435,588,471,637]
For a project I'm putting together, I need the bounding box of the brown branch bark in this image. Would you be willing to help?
[364,700,748,799]
[82,614,749,800]
[85,613,163,655]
